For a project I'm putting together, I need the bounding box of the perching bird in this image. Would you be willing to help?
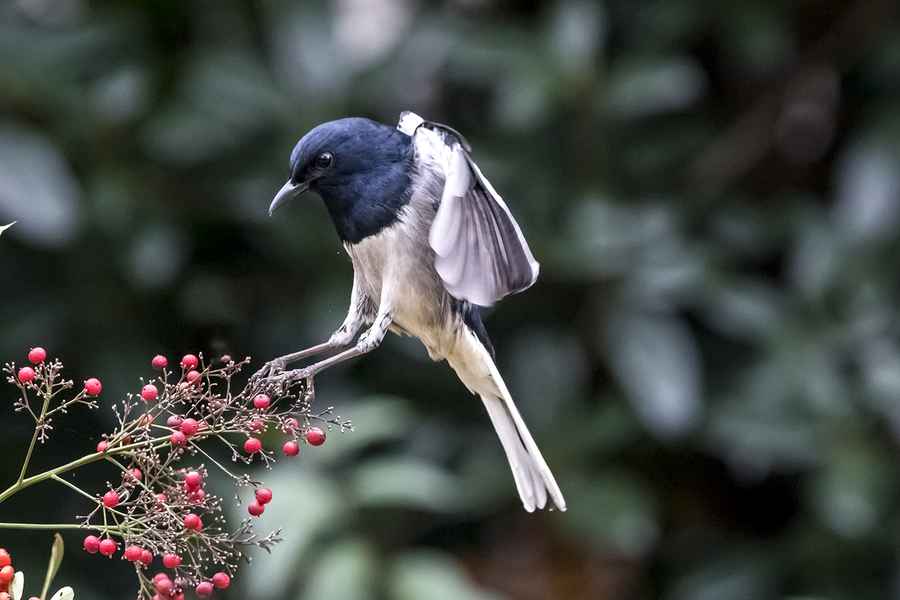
[261,111,565,512]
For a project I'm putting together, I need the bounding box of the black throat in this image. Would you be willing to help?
[313,140,415,245]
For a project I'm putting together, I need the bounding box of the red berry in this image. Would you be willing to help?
[190,489,206,503]
[28,347,46,364]
[0,566,12,585]
[184,513,202,531]
[244,438,262,454]
[283,417,299,434]
[173,593,185,600]
[185,471,201,490]
[125,545,143,562]
[141,384,158,401]
[211,573,230,589]
[163,554,181,569]
[17,367,34,383]
[180,418,199,437]
[181,354,198,370]
[167,414,183,428]
[170,431,187,448]
[195,582,214,598]
[248,500,265,516]
[250,420,265,432]
[152,355,167,370]
[306,427,326,446]
[128,468,142,482]
[97,440,109,453]
[84,378,102,395]
[0,550,9,568]
[83,535,100,553]
[220,354,231,362]
[187,370,201,386]
[255,488,273,505]
[156,578,173,597]
[155,493,167,509]
[153,573,169,583]
[284,441,300,457]
[253,394,270,410]
[140,549,153,565]
[98,538,116,556]
[103,490,119,508]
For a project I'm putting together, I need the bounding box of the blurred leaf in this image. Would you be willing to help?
[605,309,703,438]
[349,457,460,512]
[833,139,900,244]
[507,327,587,422]
[670,549,777,600]
[328,395,416,453]
[301,538,376,600]
[547,0,606,78]
[41,534,64,600]
[603,56,706,119]
[562,470,658,557]
[810,439,896,539]
[0,123,82,248]
[239,468,347,599]
[389,550,506,600]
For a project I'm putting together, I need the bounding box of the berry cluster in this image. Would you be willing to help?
[1,348,353,599]
[0,548,18,600]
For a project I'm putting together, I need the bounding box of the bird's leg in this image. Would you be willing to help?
[277,305,392,386]
[249,277,368,389]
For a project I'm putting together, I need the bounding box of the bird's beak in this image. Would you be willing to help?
[269,180,309,216]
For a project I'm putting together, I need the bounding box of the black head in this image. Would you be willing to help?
[269,117,415,244]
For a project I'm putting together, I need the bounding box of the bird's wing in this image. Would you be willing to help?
[399,113,539,306]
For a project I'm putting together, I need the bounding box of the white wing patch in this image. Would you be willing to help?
[398,112,540,307]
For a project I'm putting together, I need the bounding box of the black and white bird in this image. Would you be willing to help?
[261,111,565,512]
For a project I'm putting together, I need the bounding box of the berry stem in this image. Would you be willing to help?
[49,474,97,503]
[0,522,111,531]
[16,423,42,487]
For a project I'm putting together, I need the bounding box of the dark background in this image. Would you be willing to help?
[2,0,900,598]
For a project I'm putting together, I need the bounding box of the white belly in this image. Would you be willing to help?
[345,209,459,360]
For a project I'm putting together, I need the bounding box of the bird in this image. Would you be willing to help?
[259,111,565,512]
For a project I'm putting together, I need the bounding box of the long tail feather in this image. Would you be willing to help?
[450,330,566,512]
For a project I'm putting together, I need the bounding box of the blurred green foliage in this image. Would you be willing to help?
[1,0,900,598]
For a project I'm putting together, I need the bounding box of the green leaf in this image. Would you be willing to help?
[41,534,64,599]
[49,587,74,600]
[10,570,23,600]
[350,457,460,512]
[390,550,505,600]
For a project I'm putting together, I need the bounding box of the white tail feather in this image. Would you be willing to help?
[450,330,566,512]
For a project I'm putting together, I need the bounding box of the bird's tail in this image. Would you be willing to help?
[450,331,566,512]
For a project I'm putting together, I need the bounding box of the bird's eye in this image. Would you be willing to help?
[316,153,333,169]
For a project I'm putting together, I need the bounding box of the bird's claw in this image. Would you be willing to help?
[248,358,288,394]
[249,361,315,399]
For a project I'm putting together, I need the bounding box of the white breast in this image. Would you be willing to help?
[345,196,460,360]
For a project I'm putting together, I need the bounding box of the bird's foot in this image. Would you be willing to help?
[249,361,316,399]
[248,357,288,390]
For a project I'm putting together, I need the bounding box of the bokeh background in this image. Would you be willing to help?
[2,0,900,598]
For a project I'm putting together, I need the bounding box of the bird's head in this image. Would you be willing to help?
[268,118,415,243]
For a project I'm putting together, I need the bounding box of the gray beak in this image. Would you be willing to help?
[269,180,309,216]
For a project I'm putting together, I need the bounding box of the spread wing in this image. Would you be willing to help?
[399,112,539,307]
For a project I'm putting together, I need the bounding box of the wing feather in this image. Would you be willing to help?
[425,129,539,306]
